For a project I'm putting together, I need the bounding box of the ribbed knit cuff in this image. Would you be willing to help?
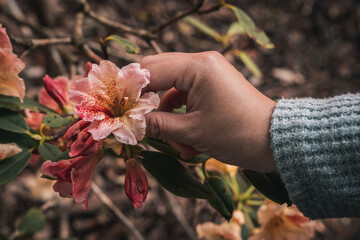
[270,93,360,219]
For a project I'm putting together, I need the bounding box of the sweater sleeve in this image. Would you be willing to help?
[270,93,360,219]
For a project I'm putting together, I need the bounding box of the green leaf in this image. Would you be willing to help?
[38,142,70,162]
[18,208,45,233]
[226,22,245,37]
[233,49,262,78]
[42,113,72,128]
[242,169,292,205]
[0,95,55,113]
[0,129,35,149]
[205,176,235,220]
[140,151,212,199]
[241,224,249,240]
[145,138,180,157]
[225,4,274,49]
[180,154,211,164]
[0,109,29,134]
[0,150,31,185]
[184,16,224,44]
[104,35,140,54]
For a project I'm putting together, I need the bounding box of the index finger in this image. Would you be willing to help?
[140,52,197,93]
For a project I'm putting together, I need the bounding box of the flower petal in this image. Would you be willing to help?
[88,117,124,140]
[119,63,150,101]
[38,88,62,113]
[0,143,22,161]
[0,25,12,50]
[126,92,160,120]
[112,117,144,145]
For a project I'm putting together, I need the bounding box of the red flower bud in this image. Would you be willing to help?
[66,120,103,157]
[43,75,69,109]
[124,158,148,208]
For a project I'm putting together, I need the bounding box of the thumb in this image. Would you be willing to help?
[145,111,194,144]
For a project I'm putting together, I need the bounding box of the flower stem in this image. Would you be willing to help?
[125,145,132,159]
[201,162,209,181]
[244,207,256,230]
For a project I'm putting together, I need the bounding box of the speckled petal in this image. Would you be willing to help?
[88,117,124,140]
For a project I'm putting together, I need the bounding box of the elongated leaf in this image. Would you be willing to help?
[0,109,29,134]
[145,138,180,157]
[0,150,31,185]
[38,142,70,162]
[242,169,292,205]
[226,22,245,37]
[225,4,274,49]
[184,16,224,43]
[18,208,45,233]
[0,129,35,149]
[205,176,234,220]
[140,151,212,199]
[0,95,55,113]
[104,35,140,54]
[42,113,72,128]
[233,49,262,77]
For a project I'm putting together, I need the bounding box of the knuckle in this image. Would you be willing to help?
[197,51,223,65]
[146,114,165,139]
[139,56,151,68]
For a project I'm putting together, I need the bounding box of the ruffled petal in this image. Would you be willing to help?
[126,92,160,120]
[119,63,150,102]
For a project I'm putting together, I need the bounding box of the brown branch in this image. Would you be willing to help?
[151,0,205,33]
[92,182,145,240]
[10,36,72,48]
[79,0,155,40]
[72,10,103,63]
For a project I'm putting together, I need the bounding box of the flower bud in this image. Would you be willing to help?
[43,75,68,110]
[124,158,148,208]
[66,120,103,157]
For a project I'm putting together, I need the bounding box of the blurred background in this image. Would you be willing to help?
[0,0,359,239]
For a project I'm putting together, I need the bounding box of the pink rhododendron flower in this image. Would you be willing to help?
[24,109,45,131]
[249,201,324,240]
[124,158,148,208]
[0,25,25,100]
[40,75,73,114]
[0,143,22,161]
[40,149,103,210]
[66,120,104,157]
[68,60,160,145]
[196,210,245,240]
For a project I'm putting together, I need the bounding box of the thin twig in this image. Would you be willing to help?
[92,182,145,240]
[151,0,205,33]
[79,0,155,40]
[72,10,103,63]
[10,36,72,48]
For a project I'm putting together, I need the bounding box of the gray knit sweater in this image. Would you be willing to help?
[270,93,360,219]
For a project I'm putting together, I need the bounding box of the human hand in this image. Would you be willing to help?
[140,52,276,172]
